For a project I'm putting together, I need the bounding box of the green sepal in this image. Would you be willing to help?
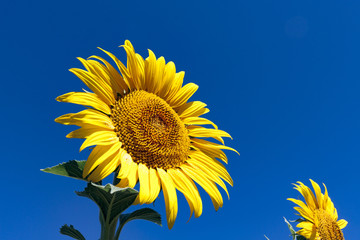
[76,183,139,227]
[284,217,296,237]
[284,217,307,240]
[295,235,307,240]
[115,208,161,239]
[41,160,86,181]
[60,224,86,240]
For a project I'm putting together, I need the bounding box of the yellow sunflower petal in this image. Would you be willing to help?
[55,109,114,130]
[191,138,239,163]
[122,43,142,89]
[176,101,209,119]
[166,71,184,101]
[147,168,161,203]
[188,125,232,144]
[168,168,203,219]
[294,207,314,222]
[333,207,339,221]
[193,145,228,164]
[136,53,145,88]
[144,49,157,93]
[296,221,314,230]
[169,83,198,108]
[117,152,133,179]
[158,168,178,229]
[56,92,111,114]
[79,131,119,152]
[83,142,122,178]
[82,58,124,97]
[137,163,151,204]
[293,182,317,211]
[69,68,115,105]
[287,198,314,222]
[66,125,110,139]
[88,55,128,93]
[187,160,230,199]
[326,196,336,217]
[310,179,323,209]
[77,58,112,87]
[88,148,122,182]
[337,219,348,229]
[182,117,218,129]
[181,163,223,211]
[153,57,166,95]
[98,47,133,90]
[117,159,138,189]
[189,150,233,186]
[124,161,139,188]
[116,178,129,188]
[159,61,176,99]
[191,138,239,154]
[323,183,329,211]
[297,225,316,240]
[301,183,319,209]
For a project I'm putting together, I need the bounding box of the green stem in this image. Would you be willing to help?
[99,200,119,240]
[100,221,117,240]
[99,171,121,240]
[114,222,123,240]
[99,170,121,240]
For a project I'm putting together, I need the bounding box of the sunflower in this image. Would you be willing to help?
[55,40,237,229]
[288,180,347,240]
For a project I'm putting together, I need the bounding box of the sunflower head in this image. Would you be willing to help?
[55,40,238,229]
[287,180,347,240]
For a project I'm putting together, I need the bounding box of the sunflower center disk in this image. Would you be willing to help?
[315,209,344,240]
[111,90,190,170]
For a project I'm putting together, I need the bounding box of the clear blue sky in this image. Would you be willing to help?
[1,0,359,239]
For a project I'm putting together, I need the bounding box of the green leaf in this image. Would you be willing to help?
[115,208,162,239]
[60,224,86,240]
[41,160,86,181]
[119,208,161,228]
[76,183,139,227]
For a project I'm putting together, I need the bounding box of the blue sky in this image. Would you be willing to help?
[1,0,359,239]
